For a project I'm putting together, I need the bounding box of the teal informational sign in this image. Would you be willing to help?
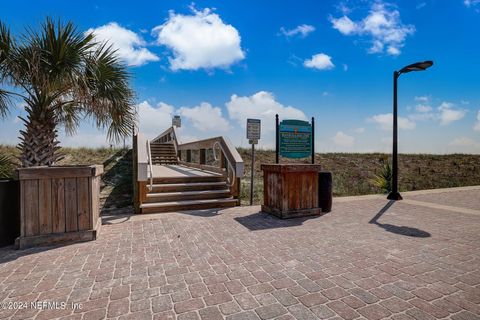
[279,119,312,158]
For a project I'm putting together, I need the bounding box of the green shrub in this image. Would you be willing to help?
[371,162,392,194]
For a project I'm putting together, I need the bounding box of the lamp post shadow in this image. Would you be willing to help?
[370,200,431,238]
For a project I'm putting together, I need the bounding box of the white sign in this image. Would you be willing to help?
[172,115,181,127]
[246,118,261,140]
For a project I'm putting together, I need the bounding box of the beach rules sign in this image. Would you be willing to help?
[279,119,312,159]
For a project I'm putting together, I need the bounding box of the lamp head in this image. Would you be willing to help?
[399,60,434,74]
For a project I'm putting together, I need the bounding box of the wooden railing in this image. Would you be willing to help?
[151,126,179,160]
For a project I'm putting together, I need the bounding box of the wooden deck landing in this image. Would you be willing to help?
[151,164,222,178]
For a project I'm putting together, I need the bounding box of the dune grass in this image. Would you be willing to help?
[238,148,480,204]
[0,144,133,212]
[1,144,479,208]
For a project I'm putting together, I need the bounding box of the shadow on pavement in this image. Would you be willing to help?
[370,200,431,238]
[235,211,321,231]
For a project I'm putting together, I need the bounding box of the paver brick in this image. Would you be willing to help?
[174,298,205,314]
[310,305,335,319]
[248,283,275,295]
[107,298,130,317]
[298,292,327,307]
[234,292,260,310]
[271,290,298,306]
[152,295,173,313]
[204,292,233,306]
[254,303,287,319]
[357,304,391,320]
[1,188,479,320]
[199,306,223,320]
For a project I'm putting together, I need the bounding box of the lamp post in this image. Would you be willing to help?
[387,60,433,201]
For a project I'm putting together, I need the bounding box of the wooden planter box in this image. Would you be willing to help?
[261,164,323,219]
[15,165,103,249]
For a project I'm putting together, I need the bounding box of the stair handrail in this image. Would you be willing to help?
[146,139,153,191]
[177,136,244,188]
[151,126,180,162]
[212,141,236,187]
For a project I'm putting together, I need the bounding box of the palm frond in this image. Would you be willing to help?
[0,154,14,179]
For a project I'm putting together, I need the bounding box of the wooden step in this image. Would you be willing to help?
[140,198,237,213]
[152,155,177,159]
[145,189,231,202]
[152,162,178,165]
[150,146,175,150]
[150,181,228,192]
[153,175,224,184]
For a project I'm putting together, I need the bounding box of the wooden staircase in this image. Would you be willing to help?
[140,170,238,213]
[150,143,178,165]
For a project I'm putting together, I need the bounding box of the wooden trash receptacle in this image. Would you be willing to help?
[261,164,323,219]
[15,165,103,249]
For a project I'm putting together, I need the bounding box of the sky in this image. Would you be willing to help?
[1,0,480,153]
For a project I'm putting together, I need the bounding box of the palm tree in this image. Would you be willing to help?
[0,18,135,167]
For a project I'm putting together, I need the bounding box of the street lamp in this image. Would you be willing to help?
[387,60,434,201]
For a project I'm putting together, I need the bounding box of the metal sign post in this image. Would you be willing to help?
[247,119,261,205]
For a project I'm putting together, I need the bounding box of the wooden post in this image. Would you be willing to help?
[250,143,255,205]
[275,114,279,164]
[220,152,226,169]
[132,134,140,213]
[200,149,206,165]
[311,117,315,164]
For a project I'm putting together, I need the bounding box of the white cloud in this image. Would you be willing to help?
[414,96,429,102]
[86,22,159,67]
[331,16,357,35]
[179,102,230,132]
[226,91,307,132]
[280,24,315,38]
[354,127,365,133]
[438,102,466,125]
[304,53,335,70]
[330,1,415,56]
[416,2,427,9]
[333,131,355,147]
[137,101,174,139]
[415,104,433,113]
[369,113,416,130]
[464,0,480,7]
[474,110,480,131]
[343,64,348,71]
[448,137,480,153]
[152,7,244,71]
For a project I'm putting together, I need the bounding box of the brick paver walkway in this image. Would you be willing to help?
[1,187,479,320]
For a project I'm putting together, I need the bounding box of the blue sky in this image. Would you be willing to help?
[1,0,480,153]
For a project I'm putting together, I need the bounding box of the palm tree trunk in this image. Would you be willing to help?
[18,105,63,167]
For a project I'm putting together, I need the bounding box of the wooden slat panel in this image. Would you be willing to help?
[17,165,103,180]
[77,177,90,231]
[65,178,78,232]
[90,177,100,229]
[24,180,39,236]
[52,178,65,233]
[38,179,52,234]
